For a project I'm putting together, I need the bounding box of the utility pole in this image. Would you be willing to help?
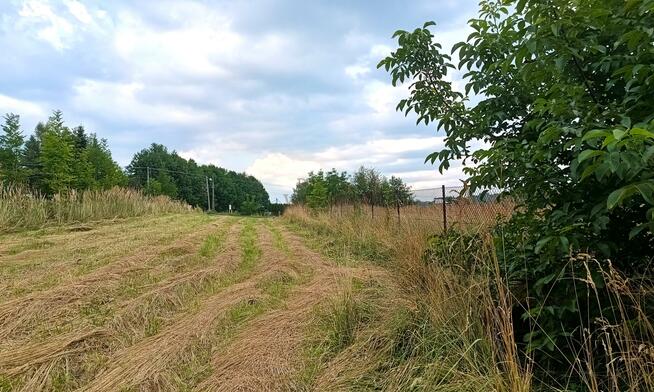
[146,166,150,187]
[205,176,210,212]
[211,177,215,211]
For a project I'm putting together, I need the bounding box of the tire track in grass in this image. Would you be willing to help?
[195,221,380,392]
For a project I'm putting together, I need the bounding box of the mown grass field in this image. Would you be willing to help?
[0,213,387,391]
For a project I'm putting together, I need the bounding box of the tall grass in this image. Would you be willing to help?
[285,205,653,391]
[285,205,530,391]
[0,186,193,233]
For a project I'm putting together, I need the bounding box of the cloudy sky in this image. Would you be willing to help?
[0,0,477,201]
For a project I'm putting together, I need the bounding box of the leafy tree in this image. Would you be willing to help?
[325,169,351,207]
[86,134,127,189]
[240,195,261,215]
[383,176,413,206]
[352,166,384,216]
[380,0,654,386]
[69,126,95,190]
[0,113,25,185]
[126,143,269,210]
[292,167,413,212]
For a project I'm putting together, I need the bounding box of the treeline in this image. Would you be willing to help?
[126,144,269,212]
[292,167,413,210]
[0,111,126,194]
[0,111,270,212]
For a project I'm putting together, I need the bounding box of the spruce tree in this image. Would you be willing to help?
[0,113,25,185]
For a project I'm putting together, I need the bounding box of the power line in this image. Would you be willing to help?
[132,165,214,211]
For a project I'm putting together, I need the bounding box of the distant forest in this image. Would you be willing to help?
[0,111,270,212]
[292,167,413,209]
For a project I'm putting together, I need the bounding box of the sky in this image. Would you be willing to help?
[0,0,478,202]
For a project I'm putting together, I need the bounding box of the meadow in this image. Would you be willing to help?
[0,190,651,391]
[0,207,384,391]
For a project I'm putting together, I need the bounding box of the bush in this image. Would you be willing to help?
[381,0,654,388]
[239,195,261,216]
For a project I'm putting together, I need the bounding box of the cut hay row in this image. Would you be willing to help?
[0,213,177,255]
[0,218,241,390]
[0,214,212,299]
[0,215,390,391]
[0,217,226,341]
[81,221,291,391]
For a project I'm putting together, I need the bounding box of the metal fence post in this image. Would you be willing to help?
[442,185,447,234]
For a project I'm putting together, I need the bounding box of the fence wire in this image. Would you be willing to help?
[407,186,512,230]
[318,186,514,232]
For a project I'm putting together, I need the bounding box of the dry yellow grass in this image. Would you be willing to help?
[0,186,192,234]
[0,213,376,391]
[283,205,531,392]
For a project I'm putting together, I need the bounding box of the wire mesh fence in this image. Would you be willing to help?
[315,185,514,233]
[408,186,512,231]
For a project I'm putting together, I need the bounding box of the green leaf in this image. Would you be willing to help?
[630,128,654,139]
[578,150,604,162]
[582,129,610,142]
[634,181,654,205]
[644,146,654,162]
[607,185,636,209]
[535,236,554,254]
[629,223,648,239]
[612,129,627,141]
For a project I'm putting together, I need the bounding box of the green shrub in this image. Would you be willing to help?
[381,0,654,388]
[239,195,261,216]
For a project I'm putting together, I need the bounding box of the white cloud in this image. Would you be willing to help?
[391,168,467,189]
[362,80,405,115]
[112,10,237,80]
[71,79,216,126]
[64,0,92,24]
[246,135,446,191]
[246,153,321,189]
[315,136,445,163]
[18,0,74,50]
[0,94,47,118]
[345,64,370,80]
[13,0,110,50]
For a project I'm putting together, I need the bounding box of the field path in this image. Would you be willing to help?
[196,224,377,391]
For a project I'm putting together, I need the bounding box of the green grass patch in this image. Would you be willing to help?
[0,375,19,392]
[198,233,222,258]
[298,278,380,388]
[6,239,55,255]
[284,217,389,266]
